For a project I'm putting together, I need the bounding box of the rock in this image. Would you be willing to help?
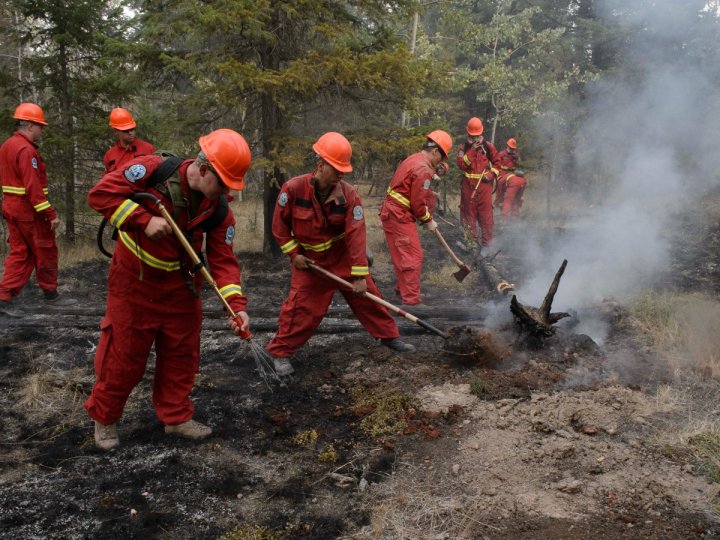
[359,478,369,492]
[452,464,460,475]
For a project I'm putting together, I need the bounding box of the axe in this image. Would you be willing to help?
[431,227,471,282]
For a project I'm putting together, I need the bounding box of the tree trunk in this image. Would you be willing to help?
[58,42,75,242]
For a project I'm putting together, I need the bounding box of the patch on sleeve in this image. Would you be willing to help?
[124,164,147,183]
[352,205,364,220]
[225,225,235,245]
[423,179,431,190]
[278,192,288,207]
[31,157,38,169]
[458,150,464,157]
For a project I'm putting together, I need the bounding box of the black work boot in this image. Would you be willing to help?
[381,338,416,353]
[44,291,78,307]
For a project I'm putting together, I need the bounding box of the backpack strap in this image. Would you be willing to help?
[146,154,185,221]
[201,195,229,232]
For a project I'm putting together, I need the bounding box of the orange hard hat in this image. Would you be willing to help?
[109,108,136,130]
[466,117,484,136]
[13,103,48,126]
[199,128,252,191]
[312,131,353,173]
[507,138,517,149]
[426,130,452,158]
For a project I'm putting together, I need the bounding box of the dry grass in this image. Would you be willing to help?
[631,291,720,378]
[16,359,92,428]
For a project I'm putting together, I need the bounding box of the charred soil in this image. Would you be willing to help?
[1,213,720,539]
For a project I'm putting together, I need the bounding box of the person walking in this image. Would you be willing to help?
[103,108,156,173]
[266,132,414,376]
[85,128,252,450]
[0,103,77,316]
[455,117,499,254]
[494,138,526,220]
[380,130,451,306]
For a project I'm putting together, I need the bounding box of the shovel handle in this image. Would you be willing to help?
[132,192,250,338]
[308,262,448,339]
[432,228,467,269]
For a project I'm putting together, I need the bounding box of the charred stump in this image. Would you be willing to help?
[510,259,571,345]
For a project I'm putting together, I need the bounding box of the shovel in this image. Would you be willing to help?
[131,192,280,385]
[307,262,449,339]
[431,227,471,282]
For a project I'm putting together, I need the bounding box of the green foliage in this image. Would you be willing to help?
[690,432,720,484]
[219,525,280,540]
[351,386,416,438]
[469,376,491,397]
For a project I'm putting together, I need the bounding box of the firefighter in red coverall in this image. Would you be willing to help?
[0,103,77,317]
[85,128,252,451]
[103,108,156,173]
[456,117,499,253]
[494,138,527,220]
[380,130,452,306]
[266,132,414,376]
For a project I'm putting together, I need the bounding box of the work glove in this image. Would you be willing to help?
[423,219,438,232]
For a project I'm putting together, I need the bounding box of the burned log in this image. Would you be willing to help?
[509,259,571,340]
[475,252,515,296]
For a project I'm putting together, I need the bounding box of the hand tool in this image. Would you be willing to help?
[430,227,471,282]
[307,261,449,339]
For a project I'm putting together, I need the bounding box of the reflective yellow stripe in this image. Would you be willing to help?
[2,186,26,195]
[463,154,471,165]
[464,172,484,179]
[491,168,499,176]
[351,266,369,276]
[34,201,51,212]
[299,232,346,252]
[219,283,243,299]
[280,238,299,254]
[110,200,140,228]
[117,230,181,271]
[386,187,410,208]
[43,187,49,194]
[420,211,431,222]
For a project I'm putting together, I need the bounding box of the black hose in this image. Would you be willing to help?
[96,218,114,258]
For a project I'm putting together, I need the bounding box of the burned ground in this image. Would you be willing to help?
[1,207,720,539]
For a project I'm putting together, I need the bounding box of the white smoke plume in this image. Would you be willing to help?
[507,0,720,342]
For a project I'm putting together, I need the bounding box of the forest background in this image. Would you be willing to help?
[1,0,719,254]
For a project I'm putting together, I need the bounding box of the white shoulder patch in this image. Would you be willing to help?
[278,192,288,207]
[352,205,364,220]
[124,164,147,183]
[458,150,464,157]
[31,157,38,169]
[225,225,235,245]
[423,179,431,190]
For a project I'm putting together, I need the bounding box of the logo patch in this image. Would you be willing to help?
[352,205,364,221]
[423,179,431,190]
[31,157,38,169]
[225,225,235,245]
[278,192,288,207]
[124,164,147,183]
[458,150,464,157]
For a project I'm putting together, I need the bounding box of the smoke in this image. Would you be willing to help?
[510,1,720,342]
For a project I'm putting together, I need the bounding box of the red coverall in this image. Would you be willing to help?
[266,173,399,358]
[103,138,156,173]
[455,141,499,248]
[493,148,518,206]
[0,131,59,302]
[379,152,435,305]
[498,172,527,219]
[84,155,247,426]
